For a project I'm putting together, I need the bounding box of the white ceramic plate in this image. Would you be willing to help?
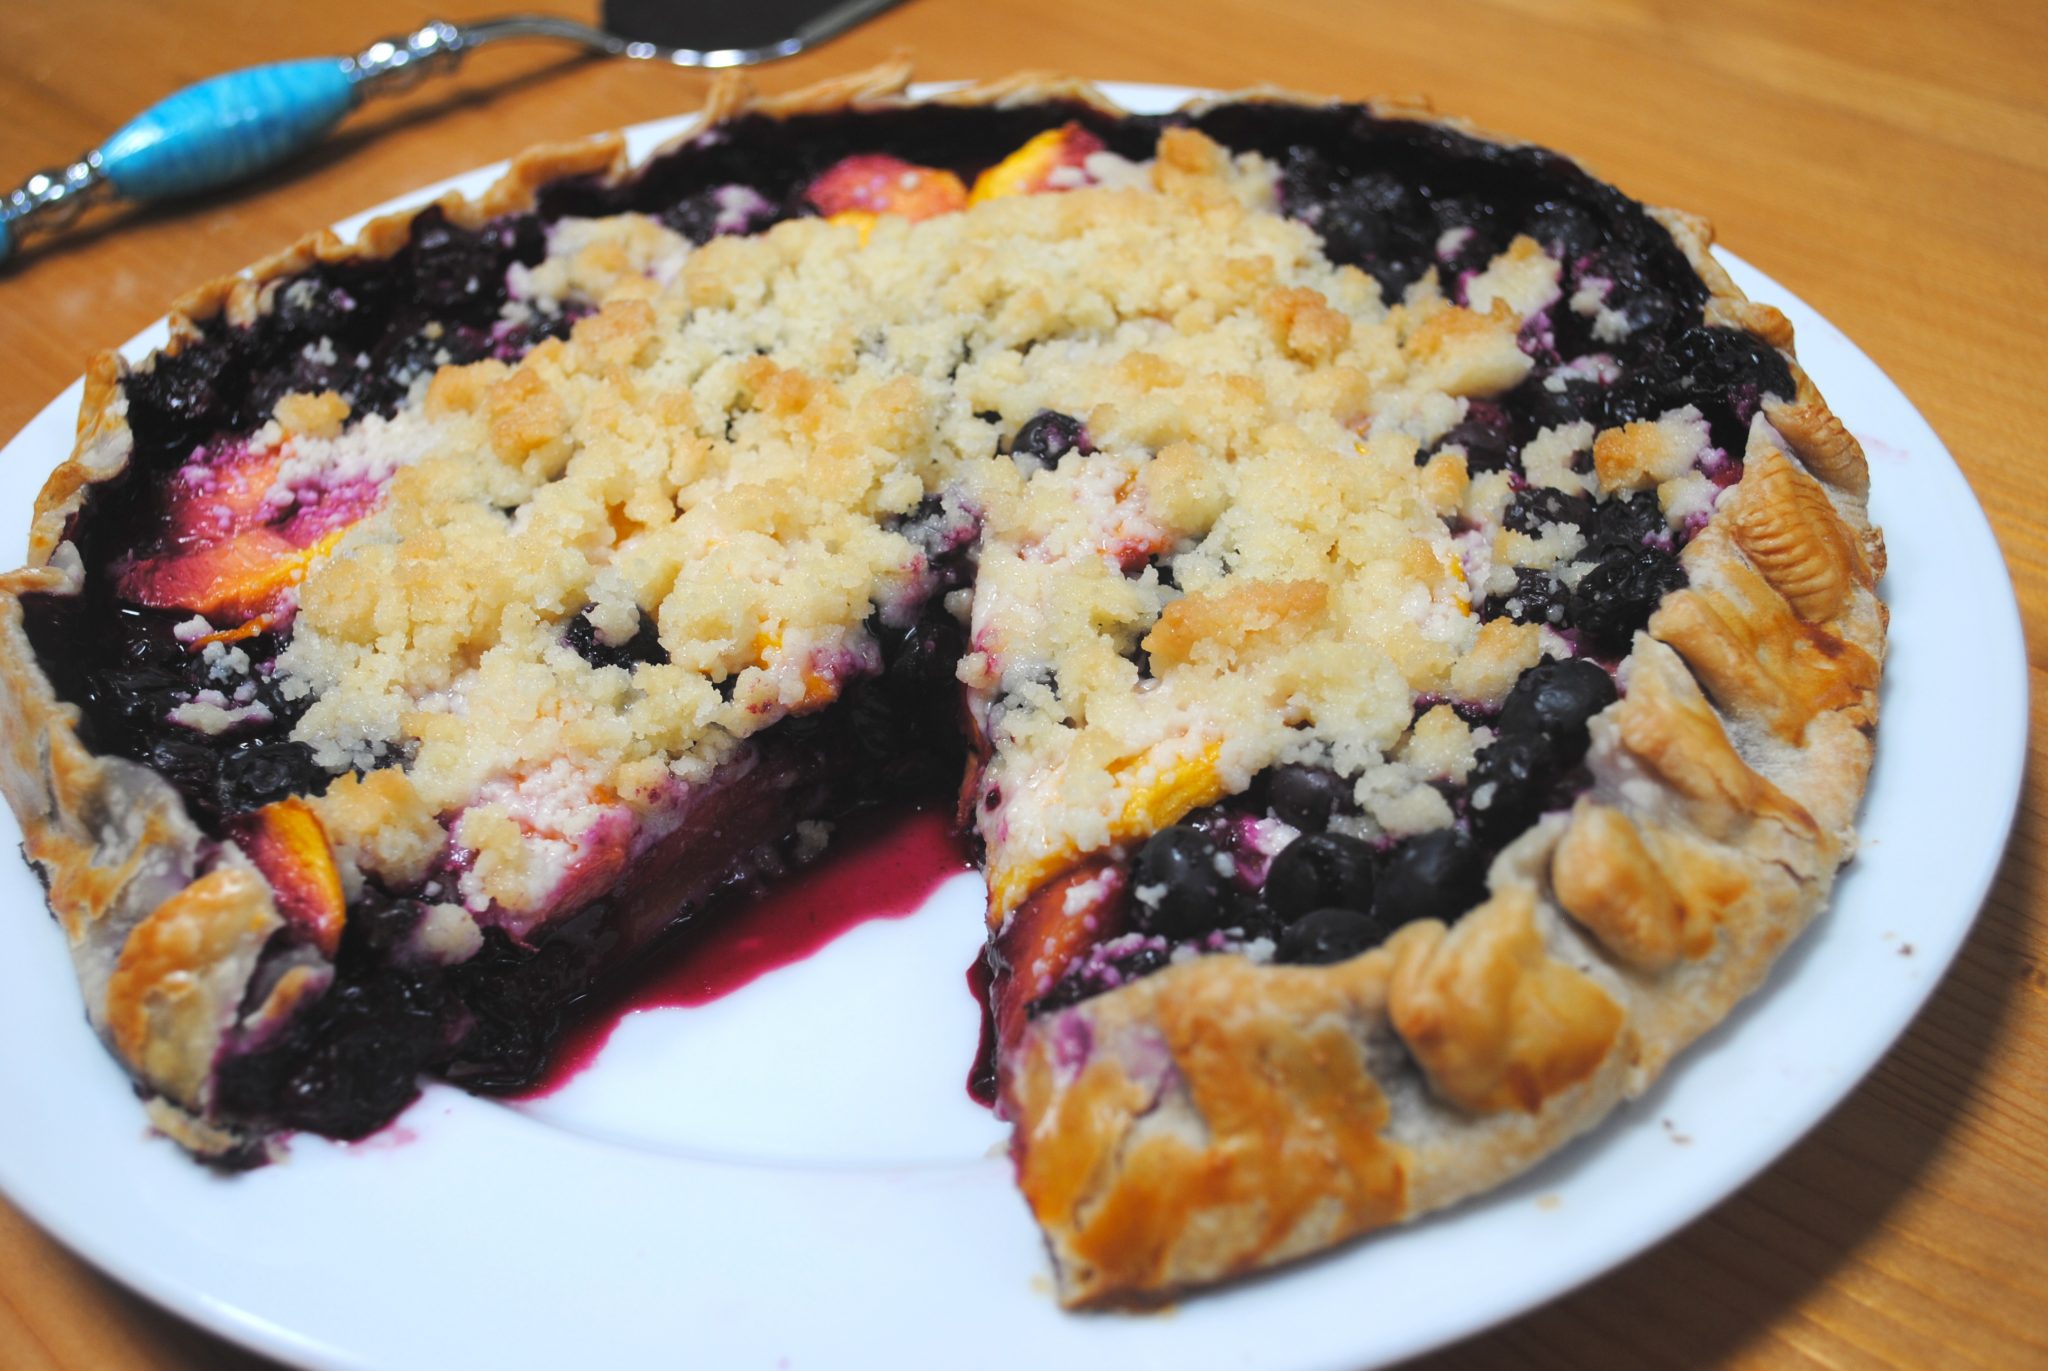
[0,84,2024,1371]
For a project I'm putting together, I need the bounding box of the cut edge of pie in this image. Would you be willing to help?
[0,61,1884,1306]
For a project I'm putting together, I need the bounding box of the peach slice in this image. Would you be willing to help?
[969,124,1107,204]
[806,154,968,223]
[986,741,1226,923]
[992,855,1130,1051]
[748,630,843,713]
[159,446,289,542]
[121,527,342,621]
[227,797,347,958]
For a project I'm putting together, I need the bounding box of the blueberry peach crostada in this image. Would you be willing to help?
[0,64,1884,1306]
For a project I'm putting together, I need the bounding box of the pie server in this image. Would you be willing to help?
[0,0,905,264]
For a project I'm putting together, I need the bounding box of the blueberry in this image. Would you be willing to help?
[1428,401,1516,471]
[100,664,187,712]
[1498,658,1617,762]
[562,609,668,671]
[216,736,324,816]
[1504,487,1594,537]
[223,957,456,1137]
[1275,907,1384,965]
[361,322,455,411]
[1466,733,1558,848]
[1276,146,1343,218]
[1133,825,1236,938]
[490,307,582,364]
[352,894,426,956]
[1008,411,1092,471]
[1263,832,1376,922]
[1377,829,1487,925]
[1267,763,1350,831]
[1569,545,1685,652]
[1481,566,1567,628]
[1584,491,1667,555]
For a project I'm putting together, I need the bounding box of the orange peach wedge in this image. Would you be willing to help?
[227,797,347,958]
[120,527,343,622]
[970,124,1107,204]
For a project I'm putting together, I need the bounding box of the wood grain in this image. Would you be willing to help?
[2,1,2044,1366]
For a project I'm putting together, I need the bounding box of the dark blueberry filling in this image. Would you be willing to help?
[1506,374,1601,436]
[212,639,968,1135]
[549,100,1159,226]
[1425,399,1517,472]
[1275,907,1387,966]
[1263,831,1376,922]
[1376,828,1490,926]
[1132,826,1243,939]
[1041,647,1620,999]
[1465,732,1563,848]
[658,183,784,244]
[20,597,321,828]
[119,206,559,463]
[1265,761,1351,832]
[562,609,669,672]
[1504,486,1595,538]
[1498,657,1617,760]
[1569,545,1687,653]
[1279,152,1441,300]
[1598,323,1792,453]
[21,97,1792,1140]
[1585,490,1672,555]
[1481,565,1567,628]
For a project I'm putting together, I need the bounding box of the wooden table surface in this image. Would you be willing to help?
[1,1,2043,1367]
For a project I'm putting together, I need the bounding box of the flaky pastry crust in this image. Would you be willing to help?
[0,63,1884,1303]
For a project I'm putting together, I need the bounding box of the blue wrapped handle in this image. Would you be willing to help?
[99,59,359,202]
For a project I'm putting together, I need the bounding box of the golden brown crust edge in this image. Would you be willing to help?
[1007,157,1885,1307]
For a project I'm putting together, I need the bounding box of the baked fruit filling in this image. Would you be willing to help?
[5,77,1879,1304]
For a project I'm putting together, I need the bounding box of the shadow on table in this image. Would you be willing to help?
[1406,754,2040,1371]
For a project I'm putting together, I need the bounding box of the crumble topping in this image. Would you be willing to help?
[233,129,1710,927]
